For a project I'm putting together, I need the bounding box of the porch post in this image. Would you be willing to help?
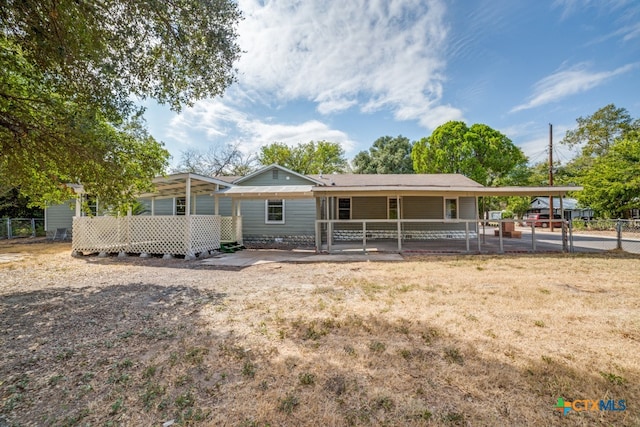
[151,197,155,215]
[481,196,486,244]
[185,176,193,258]
[214,184,219,215]
[362,221,367,253]
[397,193,402,252]
[476,196,481,252]
[531,223,536,252]
[560,196,567,252]
[75,195,82,217]
[235,200,243,245]
[326,197,332,253]
[465,221,470,253]
[315,197,321,252]
[185,176,191,215]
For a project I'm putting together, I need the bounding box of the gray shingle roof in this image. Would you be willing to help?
[308,174,483,188]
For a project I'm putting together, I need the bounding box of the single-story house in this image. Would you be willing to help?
[528,197,593,220]
[45,164,582,256]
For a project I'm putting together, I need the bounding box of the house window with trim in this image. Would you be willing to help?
[445,198,458,220]
[266,199,285,223]
[338,198,351,220]
[175,197,186,216]
[388,197,399,219]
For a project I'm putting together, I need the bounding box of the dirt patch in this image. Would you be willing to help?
[1,244,639,425]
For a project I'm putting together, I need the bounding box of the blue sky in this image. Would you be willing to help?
[142,0,640,169]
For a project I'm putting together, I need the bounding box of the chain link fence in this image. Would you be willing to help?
[0,218,46,239]
[570,219,640,254]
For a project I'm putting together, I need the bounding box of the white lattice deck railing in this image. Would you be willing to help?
[221,216,242,243]
[72,215,228,256]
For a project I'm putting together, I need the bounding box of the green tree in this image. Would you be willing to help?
[561,104,638,158]
[578,132,640,218]
[560,104,640,216]
[0,39,169,208]
[258,141,348,174]
[353,135,414,174]
[1,0,241,207]
[411,121,528,186]
[1,0,241,115]
[0,187,43,218]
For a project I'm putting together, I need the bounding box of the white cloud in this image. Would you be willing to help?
[235,0,460,127]
[167,98,356,157]
[163,0,463,163]
[511,63,636,113]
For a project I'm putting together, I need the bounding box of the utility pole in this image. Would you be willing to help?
[549,123,554,232]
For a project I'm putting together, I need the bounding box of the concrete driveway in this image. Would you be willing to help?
[199,249,403,267]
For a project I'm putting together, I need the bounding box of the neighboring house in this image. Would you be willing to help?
[528,197,593,220]
[45,164,581,255]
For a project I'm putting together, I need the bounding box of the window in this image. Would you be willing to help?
[272,169,279,180]
[82,195,98,217]
[266,199,285,223]
[338,198,351,220]
[388,197,399,219]
[176,197,186,216]
[445,198,458,220]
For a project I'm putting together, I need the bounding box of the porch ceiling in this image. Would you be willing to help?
[471,186,582,197]
[137,173,233,198]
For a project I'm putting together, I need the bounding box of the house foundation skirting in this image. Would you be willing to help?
[333,230,478,241]
[72,215,224,256]
[242,234,315,249]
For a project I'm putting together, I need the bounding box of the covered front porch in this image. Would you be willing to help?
[314,185,581,254]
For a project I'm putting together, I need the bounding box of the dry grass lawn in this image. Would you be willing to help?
[0,239,639,426]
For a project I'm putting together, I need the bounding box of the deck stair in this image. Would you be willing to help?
[220,241,245,253]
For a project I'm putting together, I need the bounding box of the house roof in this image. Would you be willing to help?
[215,175,240,184]
[530,197,583,210]
[214,166,582,198]
[134,167,582,200]
[308,173,483,188]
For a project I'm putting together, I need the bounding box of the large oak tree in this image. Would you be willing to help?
[353,135,414,174]
[579,132,640,218]
[411,121,527,186]
[0,0,242,208]
[561,105,640,217]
